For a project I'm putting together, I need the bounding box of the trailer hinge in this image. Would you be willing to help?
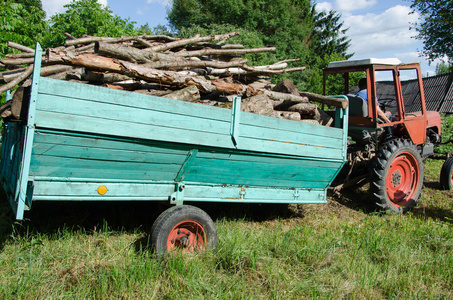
[170,182,185,205]
[293,189,300,200]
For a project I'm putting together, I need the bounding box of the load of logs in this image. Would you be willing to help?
[0,32,347,125]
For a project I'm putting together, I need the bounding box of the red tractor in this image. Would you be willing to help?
[323,58,451,212]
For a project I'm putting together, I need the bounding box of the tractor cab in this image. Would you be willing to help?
[323,58,441,150]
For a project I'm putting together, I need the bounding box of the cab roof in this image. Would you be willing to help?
[327,58,403,69]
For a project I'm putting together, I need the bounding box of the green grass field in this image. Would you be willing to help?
[1,117,453,299]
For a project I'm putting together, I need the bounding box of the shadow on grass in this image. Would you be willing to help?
[329,186,382,215]
[0,193,300,252]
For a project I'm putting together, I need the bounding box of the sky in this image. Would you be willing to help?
[41,0,443,77]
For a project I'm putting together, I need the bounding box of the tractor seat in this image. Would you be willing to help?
[347,94,368,117]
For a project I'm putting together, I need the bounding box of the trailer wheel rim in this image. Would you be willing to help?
[386,152,420,207]
[167,220,207,252]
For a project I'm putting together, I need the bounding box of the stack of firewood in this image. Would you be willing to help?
[0,32,347,125]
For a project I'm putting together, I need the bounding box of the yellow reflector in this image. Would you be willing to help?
[97,185,108,195]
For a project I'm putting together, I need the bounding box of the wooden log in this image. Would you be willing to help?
[66,35,139,46]
[193,43,245,50]
[7,41,34,53]
[242,65,306,75]
[286,102,318,115]
[11,86,25,119]
[141,35,180,42]
[96,42,247,69]
[46,52,123,73]
[0,101,12,119]
[163,85,200,102]
[149,32,239,52]
[1,68,26,83]
[176,47,276,57]
[147,58,248,70]
[81,70,132,83]
[299,91,348,109]
[0,64,33,95]
[261,90,309,103]
[135,37,154,48]
[0,56,43,65]
[241,94,275,116]
[273,78,299,95]
[272,111,301,121]
[6,52,36,58]
[2,65,74,82]
[318,108,334,127]
[95,42,179,63]
[45,51,259,96]
[64,32,77,40]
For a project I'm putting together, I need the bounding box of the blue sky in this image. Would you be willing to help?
[41,0,443,76]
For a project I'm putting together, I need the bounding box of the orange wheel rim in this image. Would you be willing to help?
[386,152,420,207]
[166,220,207,252]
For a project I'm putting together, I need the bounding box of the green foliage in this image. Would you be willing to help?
[45,0,138,47]
[0,0,48,57]
[311,7,352,60]
[410,0,453,63]
[167,0,352,93]
[179,24,272,66]
[436,114,453,155]
[435,61,453,75]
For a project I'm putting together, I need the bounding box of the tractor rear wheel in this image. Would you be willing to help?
[440,157,453,190]
[371,139,424,213]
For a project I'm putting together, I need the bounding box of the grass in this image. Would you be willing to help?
[1,117,453,299]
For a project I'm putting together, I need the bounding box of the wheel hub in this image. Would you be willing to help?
[167,221,206,252]
[391,170,402,187]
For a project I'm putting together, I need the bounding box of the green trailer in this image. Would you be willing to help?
[1,45,348,254]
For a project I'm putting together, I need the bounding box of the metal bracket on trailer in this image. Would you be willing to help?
[170,182,185,205]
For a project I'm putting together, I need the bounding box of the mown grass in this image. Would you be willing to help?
[1,117,453,299]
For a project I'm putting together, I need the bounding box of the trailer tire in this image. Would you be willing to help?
[440,157,453,190]
[371,139,424,213]
[151,205,217,256]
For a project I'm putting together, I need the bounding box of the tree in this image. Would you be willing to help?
[167,0,352,93]
[311,8,351,60]
[306,6,353,94]
[46,0,138,47]
[435,61,453,75]
[410,0,453,63]
[0,0,48,57]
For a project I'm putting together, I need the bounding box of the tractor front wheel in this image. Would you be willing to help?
[440,157,453,190]
[371,139,424,213]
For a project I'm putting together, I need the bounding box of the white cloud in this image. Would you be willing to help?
[315,2,333,13]
[147,0,171,7]
[335,0,377,12]
[345,5,419,57]
[42,0,108,17]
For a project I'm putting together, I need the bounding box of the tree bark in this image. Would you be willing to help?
[8,41,34,53]
[163,85,200,102]
[285,102,318,115]
[2,65,74,82]
[81,70,132,83]
[176,47,276,57]
[0,56,43,66]
[149,32,239,52]
[95,42,179,63]
[0,64,33,95]
[299,91,348,109]
[242,65,306,75]
[261,90,309,103]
